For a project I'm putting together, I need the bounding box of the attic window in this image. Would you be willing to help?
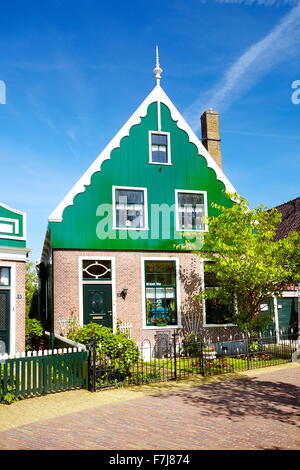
[149,132,171,165]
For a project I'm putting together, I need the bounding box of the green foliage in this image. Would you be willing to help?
[1,392,17,405]
[249,341,259,353]
[0,377,18,405]
[67,323,140,382]
[197,193,300,334]
[25,318,43,351]
[25,262,38,318]
[59,311,80,337]
[181,332,200,356]
[131,370,162,384]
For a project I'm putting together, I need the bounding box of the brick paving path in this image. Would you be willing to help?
[0,366,299,450]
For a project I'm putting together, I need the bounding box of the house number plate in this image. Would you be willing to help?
[93,316,103,320]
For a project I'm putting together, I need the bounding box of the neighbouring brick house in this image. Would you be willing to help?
[39,56,242,347]
[0,202,30,354]
[262,197,300,341]
[274,197,300,241]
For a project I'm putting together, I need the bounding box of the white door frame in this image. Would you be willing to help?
[78,256,116,332]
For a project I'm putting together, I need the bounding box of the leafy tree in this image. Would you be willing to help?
[25,262,43,350]
[25,261,38,318]
[197,193,300,334]
[25,318,43,351]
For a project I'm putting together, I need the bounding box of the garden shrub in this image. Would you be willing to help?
[131,370,162,385]
[25,318,44,351]
[249,341,259,353]
[67,323,140,384]
[181,332,201,356]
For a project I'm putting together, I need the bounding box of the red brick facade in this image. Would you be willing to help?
[53,249,239,345]
[15,261,26,352]
[0,259,26,353]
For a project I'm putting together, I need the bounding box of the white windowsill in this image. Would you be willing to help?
[112,227,149,231]
[176,229,208,233]
[142,325,182,330]
[149,161,172,166]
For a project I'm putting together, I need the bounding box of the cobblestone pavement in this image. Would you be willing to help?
[0,365,299,450]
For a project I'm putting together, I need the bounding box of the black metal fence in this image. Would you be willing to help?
[88,332,300,391]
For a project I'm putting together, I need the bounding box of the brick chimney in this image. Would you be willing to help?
[200,109,222,169]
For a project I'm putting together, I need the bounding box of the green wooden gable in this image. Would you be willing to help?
[48,85,237,252]
[0,203,26,248]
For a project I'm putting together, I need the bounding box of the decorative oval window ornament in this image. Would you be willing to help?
[82,260,111,280]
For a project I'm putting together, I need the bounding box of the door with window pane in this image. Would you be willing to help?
[278,297,298,339]
[83,284,113,329]
[0,290,10,354]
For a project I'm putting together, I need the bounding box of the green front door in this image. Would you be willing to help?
[278,297,298,339]
[0,290,10,354]
[261,298,275,337]
[83,284,113,329]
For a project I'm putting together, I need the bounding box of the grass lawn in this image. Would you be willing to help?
[126,354,290,382]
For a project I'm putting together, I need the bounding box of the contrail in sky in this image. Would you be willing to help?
[199,0,299,7]
[185,2,300,130]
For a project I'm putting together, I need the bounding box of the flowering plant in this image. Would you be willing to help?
[151,316,167,324]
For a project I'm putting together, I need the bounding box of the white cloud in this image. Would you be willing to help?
[185,3,300,129]
[199,0,299,6]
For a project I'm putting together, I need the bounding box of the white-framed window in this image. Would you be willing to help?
[148,131,171,165]
[202,260,235,327]
[112,186,148,230]
[175,190,207,232]
[0,267,10,286]
[141,257,181,329]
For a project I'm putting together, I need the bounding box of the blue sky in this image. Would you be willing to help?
[0,0,299,260]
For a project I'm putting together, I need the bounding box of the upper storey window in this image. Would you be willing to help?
[113,186,148,230]
[149,132,171,165]
[176,190,207,231]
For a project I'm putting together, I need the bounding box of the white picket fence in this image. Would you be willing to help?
[119,322,132,337]
[0,346,89,399]
[0,346,85,362]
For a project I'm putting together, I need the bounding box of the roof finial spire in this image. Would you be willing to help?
[153,45,163,85]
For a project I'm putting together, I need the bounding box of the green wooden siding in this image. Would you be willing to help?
[0,204,25,248]
[278,297,298,333]
[49,102,233,251]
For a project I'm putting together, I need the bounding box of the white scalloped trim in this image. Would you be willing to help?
[49,84,237,222]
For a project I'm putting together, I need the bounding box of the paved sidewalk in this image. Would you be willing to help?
[0,364,299,450]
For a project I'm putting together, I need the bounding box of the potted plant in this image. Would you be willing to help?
[155,316,168,326]
[202,345,216,359]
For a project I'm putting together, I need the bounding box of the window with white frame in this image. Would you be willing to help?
[149,132,170,164]
[0,267,10,286]
[204,261,232,325]
[82,260,112,280]
[144,260,178,327]
[176,191,206,231]
[114,187,147,229]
